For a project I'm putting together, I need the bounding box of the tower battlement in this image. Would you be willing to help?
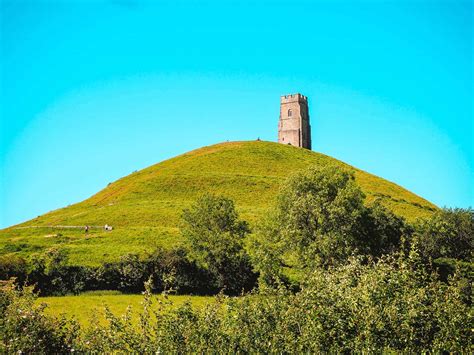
[278,93,312,150]
[280,93,308,103]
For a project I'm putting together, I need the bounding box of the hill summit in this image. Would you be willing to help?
[1,141,436,266]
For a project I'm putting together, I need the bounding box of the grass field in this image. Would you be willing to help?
[38,292,214,327]
[1,141,437,266]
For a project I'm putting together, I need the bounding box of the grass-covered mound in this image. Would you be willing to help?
[0,141,436,266]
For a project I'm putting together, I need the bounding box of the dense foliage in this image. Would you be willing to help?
[275,165,368,267]
[415,208,473,262]
[1,251,472,353]
[0,281,79,353]
[182,194,257,294]
[250,165,410,286]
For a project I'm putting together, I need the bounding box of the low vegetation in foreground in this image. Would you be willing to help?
[2,253,471,353]
[1,163,472,352]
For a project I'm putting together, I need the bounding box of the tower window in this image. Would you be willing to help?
[288,109,292,117]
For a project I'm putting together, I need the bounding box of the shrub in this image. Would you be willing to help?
[0,279,79,353]
[75,250,473,353]
[2,249,472,353]
[146,247,216,294]
[117,253,148,292]
[0,255,28,285]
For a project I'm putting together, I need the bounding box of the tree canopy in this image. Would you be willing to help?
[181,194,256,294]
[250,165,408,284]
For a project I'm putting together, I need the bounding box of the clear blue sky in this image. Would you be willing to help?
[1,0,472,228]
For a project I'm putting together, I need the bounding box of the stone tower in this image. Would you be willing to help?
[278,93,311,149]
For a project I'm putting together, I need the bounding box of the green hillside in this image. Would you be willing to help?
[0,141,436,266]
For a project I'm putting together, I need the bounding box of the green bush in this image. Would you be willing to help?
[0,255,28,285]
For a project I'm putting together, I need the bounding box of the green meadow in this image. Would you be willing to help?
[0,141,436,266]
[38,292,214,327]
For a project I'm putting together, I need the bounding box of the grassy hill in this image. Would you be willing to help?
[0,141,437,266]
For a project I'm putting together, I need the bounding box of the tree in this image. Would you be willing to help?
[250,165,408,285]
[275,164,366,268]
[181,194,256,294]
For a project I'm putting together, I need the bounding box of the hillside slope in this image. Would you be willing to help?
[1,141,436,266]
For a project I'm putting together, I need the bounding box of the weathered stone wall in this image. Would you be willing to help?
[278,93,311,149]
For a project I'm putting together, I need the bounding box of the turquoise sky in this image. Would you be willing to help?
[1,0,472,228]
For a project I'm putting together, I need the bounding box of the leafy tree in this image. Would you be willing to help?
[276,165,367,268]
[181,194,256,294]
[250,165,408,285]
[248,214,289,288]
[29,248,71,295]
[255,165,367,273]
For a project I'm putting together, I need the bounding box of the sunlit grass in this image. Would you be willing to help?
[38,292,214,327]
